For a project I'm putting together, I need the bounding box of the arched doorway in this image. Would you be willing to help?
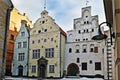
[38,56,48,78]
[18,65,23,76]
[39,64,46,78]
[67,63,79,76]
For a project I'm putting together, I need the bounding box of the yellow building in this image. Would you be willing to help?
[0,0,13,78]
[29,10,66,78]
[9,8,33,31]
[104,0,120,80]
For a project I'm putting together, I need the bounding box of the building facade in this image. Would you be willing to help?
[9,8,33,31]
[65,6,105,78]
[12,20,30,77]
[5,7,33,76]
[29,10,66,78]
[104,0,120,80]
[5,28,18,76]
[0,0,13,78]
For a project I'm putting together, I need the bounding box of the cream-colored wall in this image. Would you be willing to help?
[114,0,120,80]
[9,8,33,31]
[60,34,66,76]
[29,10,66,77]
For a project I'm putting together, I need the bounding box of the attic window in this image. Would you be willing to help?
[43,12,45,15]
[42,21,45,24]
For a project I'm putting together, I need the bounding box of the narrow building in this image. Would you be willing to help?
[5,27,18,76]
[28,10,66,78]
[5,7,33,76]
[65,6,105,78]
[0,0,13,78]
[12,20,30,77]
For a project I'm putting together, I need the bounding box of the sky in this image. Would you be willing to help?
[11,0,106,32]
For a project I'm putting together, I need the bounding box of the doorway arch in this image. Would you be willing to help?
[67,63,79,76]
[18,65,23,76]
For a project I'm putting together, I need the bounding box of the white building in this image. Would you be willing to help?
[65,6,105,78]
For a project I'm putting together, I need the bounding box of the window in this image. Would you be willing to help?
[83,49,87,53]
[49,65,55,73]
[18,42,21,48]
[10,34,14,40]
[94,47,98,53]
[84,30,86,33]
[90,48,94,52]
[38,40,40,43]
[82,63,87,70]
[76,49,79,53]
[92,29,94,32]
[95,62,101,70]
[51,38,53,41]
[69,48,72,53]
[32,40,35,44]
[78,30,81,34]
[90,44,94,52]
[42,21,45,24]
[83,45,87,53]
[84,22,86,24]
[44,39,47,42]
[18,53,25,61]
[90,60,92,64]
[23,41,27,48]
[45,48,54,58]
[31,65,36,73]
[86,29,89,32]
[77,58,80,63]
[21,32,25,37]
[87,21,89,24]
[38,30,41,33]
[32,49,40,59]
[44,29,47,32]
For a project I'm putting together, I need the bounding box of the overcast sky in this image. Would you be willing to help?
[11,0,105,32]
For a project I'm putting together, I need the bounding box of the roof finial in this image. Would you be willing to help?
[86,0,89,6]
[44,0,46,10]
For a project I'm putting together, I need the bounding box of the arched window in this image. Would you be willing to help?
[75,45,80,53]
[90,44,94,52]
[82,44,87,53]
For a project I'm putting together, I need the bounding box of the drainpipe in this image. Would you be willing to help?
[1,2,14,79]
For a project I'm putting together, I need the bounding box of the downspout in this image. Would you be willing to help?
[2,2,14,79]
